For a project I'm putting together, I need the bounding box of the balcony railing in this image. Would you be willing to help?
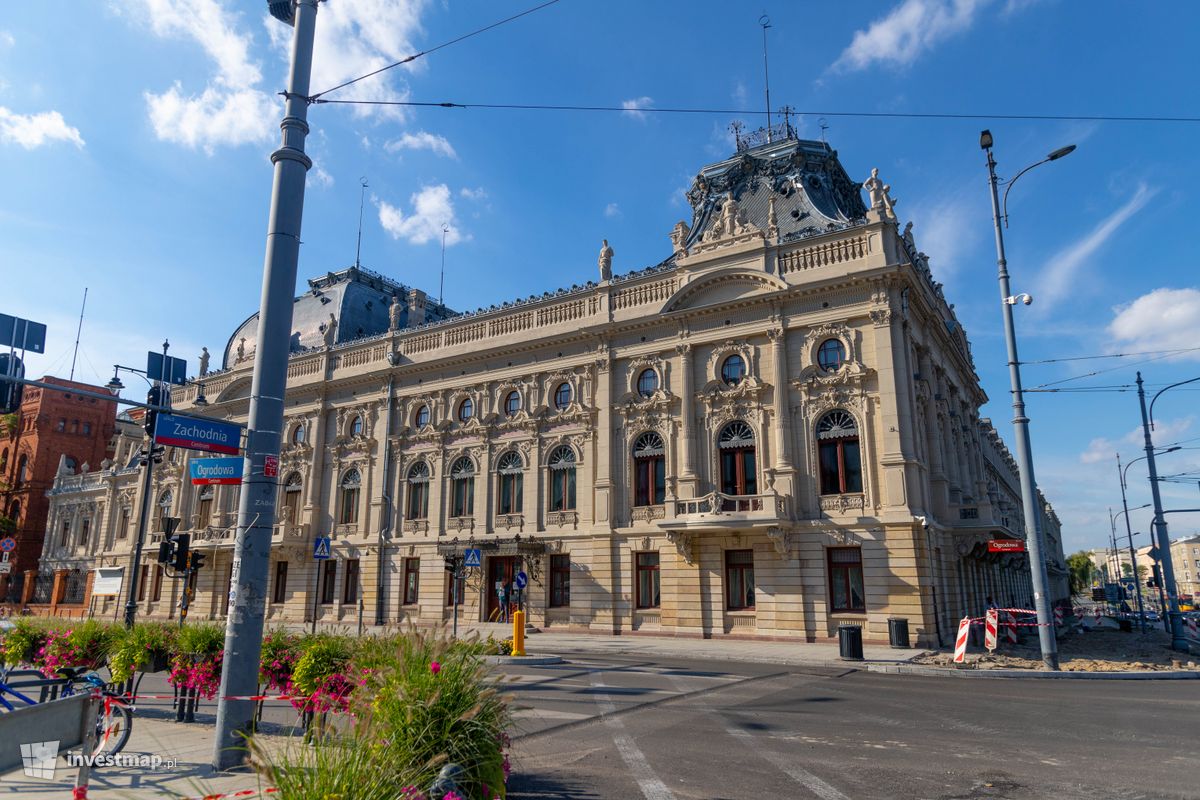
[494,513,524,532]
[662,492,788,531]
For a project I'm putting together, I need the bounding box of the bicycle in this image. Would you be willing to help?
[0,666,134,757]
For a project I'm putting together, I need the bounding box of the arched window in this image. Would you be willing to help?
[450,457,475,517]
[548,446,577,511]
[156,489,174,532]
[6,500,19,528]
[63,456,78,474]
[339,469,361,525]
[415,405,430,427]
[196,484,215,528]
[291,424,306,445]
[817,410,862,495]
[637,369,659,397]
[406,461,430,520]
[281,472,302,522]
[818,339,846,371]
[721,354,746,387]
[718,421,757,496]
[458,398,474,422]
[16,454,28,484]
[504,391,521,417]
[632,432,665,507]
[497,451,523,515]
[554,383,572,410]
[0,448,7,473]
[350,415,364,437]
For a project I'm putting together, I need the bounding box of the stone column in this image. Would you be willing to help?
[306,409,327,517]
[592,354,614,526]
[870,303,910,508]
[676,342,697,498]
[767,328,794,494]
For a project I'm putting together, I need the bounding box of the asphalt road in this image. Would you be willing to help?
[502,655,1200,800]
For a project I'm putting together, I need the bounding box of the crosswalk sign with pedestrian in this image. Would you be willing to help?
[463,548,482,568]
[313,536,332,560]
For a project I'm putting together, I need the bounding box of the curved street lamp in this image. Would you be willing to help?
[981,130,1076,670]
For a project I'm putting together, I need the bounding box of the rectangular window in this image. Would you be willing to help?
[320,560,337,605]
[550,554,571,608]
[499,473,522,515]
[82,422,92,436]
[635,552,660,609]
[340,487,359,525]
[452,479,474,517]
[828,547,866,613]
[273,561,288,604]
[136,564,149,601]
[59,521,70,547]
[407,482,428,520]
[79,519,89,546]
[343,558,360,605]
[152,565,164,601]
[550,469,576,511]
[56,418,66,432]
[725,550,756,610]
[403,558,420,605]
[117,509,129,539]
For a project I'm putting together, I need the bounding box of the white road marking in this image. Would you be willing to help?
[590,673,675,800]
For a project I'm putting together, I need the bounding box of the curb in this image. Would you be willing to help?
[866,663,1200,680]
[485,654,564,665]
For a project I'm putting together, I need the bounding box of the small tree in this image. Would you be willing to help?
[1066,551,1096,598]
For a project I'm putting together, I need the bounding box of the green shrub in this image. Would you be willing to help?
[108,622,177,683]
[0,617,58,667]
[290,634,352,696]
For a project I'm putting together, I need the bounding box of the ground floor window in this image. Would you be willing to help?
[403,558,420,606]
[550,554,570,607]
[137,564,149,601]
[725,550,755,610]
[152,565,164,602]
[343,558,360,605]
[446,570,465,606]
[828,547,865,613]
[320,560,337,605]
[636,552,660,609]
[272,561,288,604]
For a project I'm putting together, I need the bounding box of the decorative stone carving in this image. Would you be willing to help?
[863,167,897,219]
[389,295,403,331]
[869,307,893,327]
[767,194,779,241]
[766,526,798,558]
[666,530,695,565]
[235,338,246,364]
[694,193,764,254]
[598,239,613,281]
[669,221,691,255]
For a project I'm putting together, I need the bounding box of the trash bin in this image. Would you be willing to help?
[887,617,910,648]
[838,624,864,661]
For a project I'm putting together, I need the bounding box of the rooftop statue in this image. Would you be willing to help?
[598,239,613,281]
[863,168,897,219]
[323,313,338,347]
[198,346,210,376]
[389,295,403,331]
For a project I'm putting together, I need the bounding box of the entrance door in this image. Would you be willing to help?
[487,556,516,621]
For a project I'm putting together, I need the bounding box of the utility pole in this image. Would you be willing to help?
[1116,454,1147,632]
[213,0,319,769]
[123,341,169,628]
[1135,372,1190,652]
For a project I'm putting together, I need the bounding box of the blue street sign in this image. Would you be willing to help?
[154,412,241,454]
[0,314,47,353]
[514,571,528,590]
[313,537,332,560]
[189,457,244,485]
[0,537,15,553]
[463,548,482,568]
[146,351,189,386]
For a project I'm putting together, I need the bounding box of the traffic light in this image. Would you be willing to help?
[170,533,190,571]
[157,540,173,565]
[190,551,207,572]
[144,386,162,436]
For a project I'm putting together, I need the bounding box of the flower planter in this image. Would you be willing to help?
[144,649,171,673]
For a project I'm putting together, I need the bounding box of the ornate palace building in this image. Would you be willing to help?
[32,132,1068,644]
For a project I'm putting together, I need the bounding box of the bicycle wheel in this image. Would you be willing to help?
[93,701,133,757]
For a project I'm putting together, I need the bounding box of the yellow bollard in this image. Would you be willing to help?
[511,609,526,656]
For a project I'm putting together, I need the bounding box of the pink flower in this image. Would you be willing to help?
[430,661,441,675]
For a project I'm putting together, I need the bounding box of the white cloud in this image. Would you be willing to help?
[0,107,84,149]
[144,84,274,153]
[621,96,654,121]
[0,30,14,47]
[459,187,487,201]
[906,190,979,285]
[384,131,456,158]
[1108,288,1200,360]
[833,0,991,72]
[604,203,621,218]
[377,185,464,246]
[1033,183,1156,311]
[136,0,261,85]
[1078,416,1194,464]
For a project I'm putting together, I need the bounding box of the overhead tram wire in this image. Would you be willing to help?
[1022,345,1200,365]
[305,97,1200,125]
[308,0,564,101]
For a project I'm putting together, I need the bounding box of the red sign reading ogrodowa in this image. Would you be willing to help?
[988,540,1026,553]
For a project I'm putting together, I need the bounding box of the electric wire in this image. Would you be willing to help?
[1023,346,1200,365]
[1029,350,1187,390]
[307,97,1200,125]
[309,0,564,101]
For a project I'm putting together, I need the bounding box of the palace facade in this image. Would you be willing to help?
[32,134,1068,644]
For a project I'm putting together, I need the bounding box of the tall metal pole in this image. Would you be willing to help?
[122,410,156,628]
[759,15,772,140]
[1116,454,1147,632]
[213,0,318,769]
[1135,373,1190,652]
[984,142,1058,669]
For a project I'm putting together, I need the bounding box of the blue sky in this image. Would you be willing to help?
[3,0,1199,555]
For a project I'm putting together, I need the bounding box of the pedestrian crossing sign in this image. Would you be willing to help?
[313,536,332,560]
[463,548,482,568]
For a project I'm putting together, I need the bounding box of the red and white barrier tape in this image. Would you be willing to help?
[130,694,307,702]
[180,787,278,799]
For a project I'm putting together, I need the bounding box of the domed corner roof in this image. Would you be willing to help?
[681,136,869,251]
[221,266,417,369]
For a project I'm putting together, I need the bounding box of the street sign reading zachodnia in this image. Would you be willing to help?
[154,413,241,455]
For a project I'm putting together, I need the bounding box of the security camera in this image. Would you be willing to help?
[1004,293,1033,306]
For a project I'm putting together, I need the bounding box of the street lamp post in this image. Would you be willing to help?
[1136,371,1197,652]
[1111,493,1153,632]
[981,130,1075,670]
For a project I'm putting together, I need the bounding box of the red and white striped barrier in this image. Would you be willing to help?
[984,609,998,652]
[1094,607,1102,620]
[1054,606,1063,628]
[1004,611,1018,644]
[953,617,971,663]
[1186,617,1198,638]
[179,788,278,799]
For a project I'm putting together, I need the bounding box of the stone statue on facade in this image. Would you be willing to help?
[323,313,338,347]
[598,239,613,281]
[389,295,403,331]
[669,221,691,255]
[235,338,246,364]
[198,346,210,376]
[863,168,897,218]
[902,221,916,254]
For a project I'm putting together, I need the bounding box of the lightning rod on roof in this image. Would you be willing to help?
[759,14,773,143]
[355,176,368,269]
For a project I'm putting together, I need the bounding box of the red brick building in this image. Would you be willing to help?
[1,377,117,601]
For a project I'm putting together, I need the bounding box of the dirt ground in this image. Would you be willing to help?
[915,623,1199,671]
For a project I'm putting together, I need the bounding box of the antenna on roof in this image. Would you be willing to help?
[354,176,368,269]
[439,224,449,307]
[759,14,773,142]
[819,117,829,142]
[69,287,87,381]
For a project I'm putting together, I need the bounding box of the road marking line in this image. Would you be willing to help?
[590,673,675,800]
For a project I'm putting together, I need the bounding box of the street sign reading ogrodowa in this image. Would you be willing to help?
[190,457,244,485]
[154,412,240,454]
[987,540,1026,553]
